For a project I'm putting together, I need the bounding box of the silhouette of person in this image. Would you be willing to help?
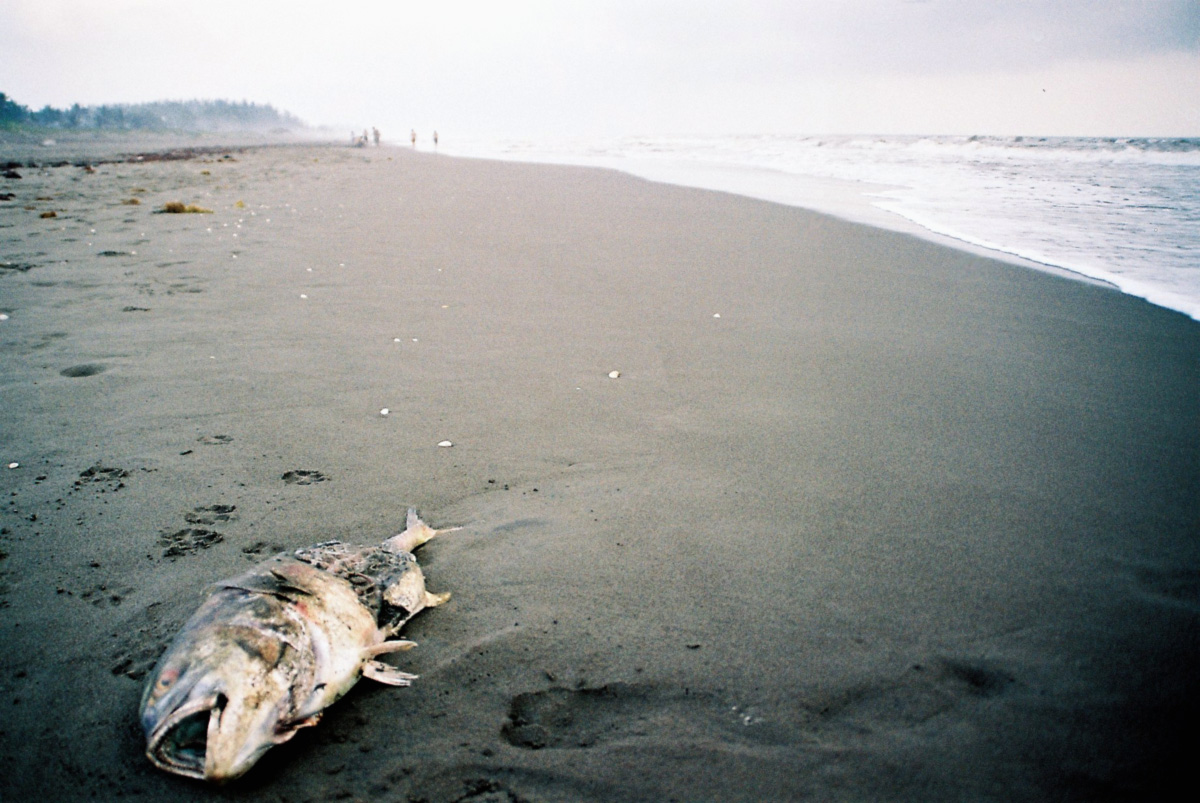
[373,127,380,146]
[411,129,417,148]
[433,131,438,151]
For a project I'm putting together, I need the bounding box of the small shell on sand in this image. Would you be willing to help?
[300,294,308,299]
[7,462,18,469]
[380,408,390,416]
[608,370,621,379]
[437,440,453,448]
[713,313,721,318]
[0,314,9,321]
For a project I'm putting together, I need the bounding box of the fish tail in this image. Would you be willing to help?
[384,508,460,553]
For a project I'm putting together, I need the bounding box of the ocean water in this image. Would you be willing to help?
[443,134,1200,322]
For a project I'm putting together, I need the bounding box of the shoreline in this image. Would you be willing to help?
[575,154,1128,291]
[442,144,1200,318]
[0,127,341,167]
[2,137,1197,800]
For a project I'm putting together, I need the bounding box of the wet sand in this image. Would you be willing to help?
[1,138,1198,801]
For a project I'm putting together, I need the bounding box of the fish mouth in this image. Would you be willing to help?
[145,693,221,780]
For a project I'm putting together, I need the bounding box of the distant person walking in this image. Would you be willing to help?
[411,129,417,148]
[372,127,380,146]
[433,131,438,151]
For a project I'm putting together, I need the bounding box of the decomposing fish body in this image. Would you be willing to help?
[140,509,455,783]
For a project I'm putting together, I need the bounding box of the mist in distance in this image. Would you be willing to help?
[2,0,1197,138]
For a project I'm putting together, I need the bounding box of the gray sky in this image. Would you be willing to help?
[2,0,1197,136]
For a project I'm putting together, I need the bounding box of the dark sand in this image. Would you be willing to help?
[1,138,1198,801]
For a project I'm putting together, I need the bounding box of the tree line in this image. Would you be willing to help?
[0,93,305,132]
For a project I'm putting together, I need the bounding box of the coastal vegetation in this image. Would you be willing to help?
[0,92,304,133]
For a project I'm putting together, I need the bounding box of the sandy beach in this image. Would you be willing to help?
[1,137,1198,801]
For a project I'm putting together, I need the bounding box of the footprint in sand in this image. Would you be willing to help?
[502,683,782,751]
[197,434,233,445]
[241,540,286,557]
[60,363,107,378]
[801,656,1018,735]
[77,464,128,482]
[282,469,328,485]
[79,583,134,608]
[184,504,236,525]
[74,464,128,494]
[159,528,223,558]
[108,601,175,681]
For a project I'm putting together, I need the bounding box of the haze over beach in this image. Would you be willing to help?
[2,1,1199,801]
[6,0,1198,316]
[3,0,1198,137]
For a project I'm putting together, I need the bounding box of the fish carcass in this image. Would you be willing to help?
[140,509,456,783]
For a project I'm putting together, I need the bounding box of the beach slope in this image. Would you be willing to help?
[1,141,1197,801]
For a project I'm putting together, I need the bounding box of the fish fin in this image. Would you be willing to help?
[384,509,461,553]
[363,660,418,686]
[424,589,452,608]
[274,713,322,744]
[363,640,417,658]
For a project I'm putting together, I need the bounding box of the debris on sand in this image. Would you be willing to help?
[140,510,455,782]
[159,202,213,214]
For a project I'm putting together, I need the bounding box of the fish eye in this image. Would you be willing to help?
[155,667,180,690]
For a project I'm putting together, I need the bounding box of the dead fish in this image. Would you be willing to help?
[140,508,456,783]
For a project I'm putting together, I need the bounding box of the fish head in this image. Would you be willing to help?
[141,623,299,783]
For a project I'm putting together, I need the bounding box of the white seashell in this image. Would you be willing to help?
[394,338,401,342]
[0,314,9,321]
[300,294,308,299]
[380,408,390,416]
[437,440,453,448]
[7,462,18,469]
[608,370,620,379]
[713,313,721,318]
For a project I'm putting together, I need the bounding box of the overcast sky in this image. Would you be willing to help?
[2,0,1197,137]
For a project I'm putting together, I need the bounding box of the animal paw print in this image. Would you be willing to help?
[241,540,286,558]
[74,464,128,494]
[184,504,236,525]
[282,469,328,485]
[80,583,134,608]
[159,528,223,558]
